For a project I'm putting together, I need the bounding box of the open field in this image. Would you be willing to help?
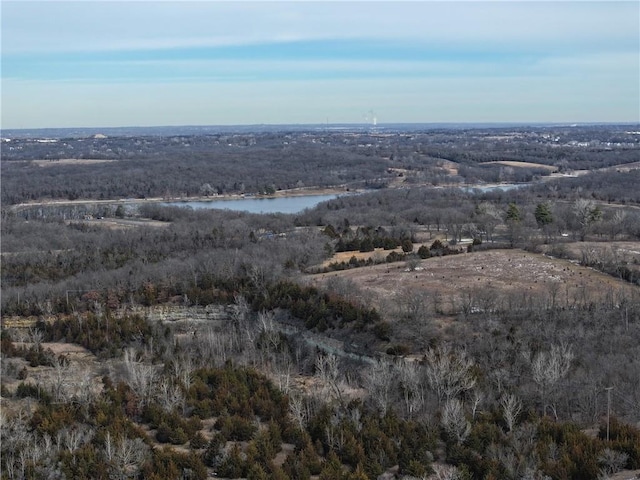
[29,158,118,167]
[69,217,171,230]
[482,160,558,171]
[309,248,639,315]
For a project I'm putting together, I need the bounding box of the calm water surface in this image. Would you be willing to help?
[164,193,341,214]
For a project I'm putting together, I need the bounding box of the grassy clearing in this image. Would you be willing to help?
[482,160,558,171]
[309,248,637,314]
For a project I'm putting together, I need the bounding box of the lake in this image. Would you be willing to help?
[163,193,342,214]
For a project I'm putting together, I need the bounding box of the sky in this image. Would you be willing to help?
[1,1,639,129]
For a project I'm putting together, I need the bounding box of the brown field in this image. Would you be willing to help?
[308,248,639,315]
[319,246,410,268]
[482,160,557,171]
[71,217,170,230]
[30,158,117,167]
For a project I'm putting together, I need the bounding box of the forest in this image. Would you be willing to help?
[1,124,640,480]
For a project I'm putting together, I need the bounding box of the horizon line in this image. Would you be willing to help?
[3,120,638,134]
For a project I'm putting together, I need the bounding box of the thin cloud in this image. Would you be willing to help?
[2,1,638,128]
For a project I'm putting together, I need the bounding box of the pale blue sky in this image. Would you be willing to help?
[2,1,639,128]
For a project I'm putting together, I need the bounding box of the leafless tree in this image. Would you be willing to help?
[61,425,94,453]
[272,350,294,394]
[363,358,395,415]
[424,345,476,404]
[157,378,185,413]
[51,355,71,403]
[171,354,194,391]
[426,464,462,480]
[229,294,251,352]
[399,289,430,323]
[104,432,150,480]
[289,394,311,430]
[573,199,602,241]
[258,310,281,353]
[500,393,523,433]
[441,398,470,444]
[397,359,424,417]
[324,410,354,452]
[71,367,97,406]
[123,348,158,408]
[28,327,44,349]
[315,353,344,405]
[470,389,485,419]
[530,342,574,418]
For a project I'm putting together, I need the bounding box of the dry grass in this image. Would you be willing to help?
[552,241,640,263]
[69,218,170,230]
[308,248,638,315]
[320,246,409,268]
[482,160,557,171]
[30,158,117,167]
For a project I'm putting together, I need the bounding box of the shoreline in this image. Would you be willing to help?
[7,186,353,212]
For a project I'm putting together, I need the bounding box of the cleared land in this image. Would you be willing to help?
[310,248,638,314]
[482,160,558,171]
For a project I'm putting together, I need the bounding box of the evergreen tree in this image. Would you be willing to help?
[534,203,553,227]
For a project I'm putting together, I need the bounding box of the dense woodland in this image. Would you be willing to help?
[1,124,640,479]
[2,124,639,205]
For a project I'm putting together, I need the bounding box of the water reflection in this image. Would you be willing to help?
[163,193,342,214]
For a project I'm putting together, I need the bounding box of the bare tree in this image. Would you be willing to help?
[315,353,344,405]
[424,345,476,404]
[500,393,523,433]
[72,367,97,405]
[441,398,470,444]
[157,378,185,413]
[258,311,282,354]
[573,199,602,241]
[530,342,574,418]
[427,464,462,480]
[229,294,251,352]
[28,327,44,349]
[470,389,485,420]
[104,433,150,480]
[397,359,424,417]
[324,411,347,452]
[61,425,94,453]
[399,289,430,323]
[363,358,395,415]
[171,354,194,391]
[123,348,158,408]
[51,355,71,403]
[289,394,310,430]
